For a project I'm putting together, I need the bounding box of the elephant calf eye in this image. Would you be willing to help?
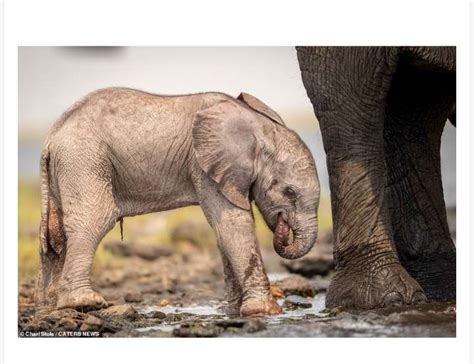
[284,187,297,200]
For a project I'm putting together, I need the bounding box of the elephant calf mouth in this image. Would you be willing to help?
[273,213,290,252]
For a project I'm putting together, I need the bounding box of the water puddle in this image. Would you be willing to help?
[136,324,177,333]
[136,304,225,334]
[140,304,223,316]
[136,273,333,334]
[269,294,327,322]
[136,293,329,334]
[267,272,293,281]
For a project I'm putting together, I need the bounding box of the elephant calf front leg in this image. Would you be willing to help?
[208,208,281,316]
[218,222,281,316]
[194,170,281,316]
[219,252,243,315]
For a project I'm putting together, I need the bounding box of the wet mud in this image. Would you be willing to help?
[18,243,455,338]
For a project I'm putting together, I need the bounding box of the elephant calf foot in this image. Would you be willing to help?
[402,250,456,302]
[57,287,109,312]
[220,300,242,316]
[240,294,282,317]
[326,262,427,310]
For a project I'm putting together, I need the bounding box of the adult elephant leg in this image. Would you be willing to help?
[193,172,281,316]
[321,123,425,309]
[54,155,119,311]
[384,64,456,301]
[297,47,425,309]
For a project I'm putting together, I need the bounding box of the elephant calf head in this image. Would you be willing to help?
[193,92,320,259]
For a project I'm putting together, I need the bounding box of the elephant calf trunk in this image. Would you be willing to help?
[273,213,317,260]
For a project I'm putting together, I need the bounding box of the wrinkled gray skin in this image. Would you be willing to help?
[297,46,456,309]
[35,88,320,316]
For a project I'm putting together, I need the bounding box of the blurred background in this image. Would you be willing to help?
[18,47,456,281]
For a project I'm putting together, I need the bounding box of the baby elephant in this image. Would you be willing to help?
[35,88,320,316]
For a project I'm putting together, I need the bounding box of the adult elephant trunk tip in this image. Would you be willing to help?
[273,213,317,260]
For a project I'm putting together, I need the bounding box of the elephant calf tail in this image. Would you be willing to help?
[34,143,66,309]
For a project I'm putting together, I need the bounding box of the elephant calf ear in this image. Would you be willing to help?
[237,92,285,126]
[192,100,257,210]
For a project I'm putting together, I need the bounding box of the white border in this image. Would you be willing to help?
[3,1,472,364]
[0,2,4,363]
[470,2,474,362]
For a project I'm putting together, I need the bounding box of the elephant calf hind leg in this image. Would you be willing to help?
[56,227,115,311]
[35,200,67,311]
[54,165,119,311]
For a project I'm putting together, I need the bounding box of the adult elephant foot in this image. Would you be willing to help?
[56,287,109,312]
[402,250,456,302]
[240,294,282,317]
[326,263,427,309]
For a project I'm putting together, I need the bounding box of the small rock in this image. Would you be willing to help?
[159,299,170,307]
[323,307,343,317]
[270,286,285,299]
[124,292,143,303]
[165,313,185,322]
[45,308,83,322]
[273,275,315,297]
[147,311,166,320]
[283,295,312,310]
[173,323,223,337]
[57,317,79,330]
[99,304,137,318]
[80,315,103,331]
[215,319,246,329]
[244,319,266,333]
[36,320,53,331]
[23,319,52,332]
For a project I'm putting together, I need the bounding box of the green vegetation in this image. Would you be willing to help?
[18,179,41,280]
[18,178,333,281]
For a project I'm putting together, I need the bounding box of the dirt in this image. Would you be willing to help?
[18,243,456,338]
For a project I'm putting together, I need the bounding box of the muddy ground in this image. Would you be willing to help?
[18,238,456,338]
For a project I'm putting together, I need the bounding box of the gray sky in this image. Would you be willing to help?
[18,47,317,135]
